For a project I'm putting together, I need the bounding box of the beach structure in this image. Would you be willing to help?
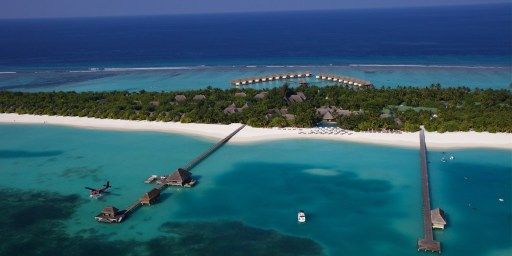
[417,129,442,253]
[223,103,248,114]
[95,206,125,223]
[431,208,447,229]
[254,91,268,100]
[287,92,307,103]
[316,73,373,87]
[140,188,161,205]
[95,125,246,224]
[234,92,246,97]
[231,72,312,86]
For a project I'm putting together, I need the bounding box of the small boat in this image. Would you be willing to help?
[145,175,158,184]
[297,210,306,223]
[449,155,455,160]
[499,198,504,202]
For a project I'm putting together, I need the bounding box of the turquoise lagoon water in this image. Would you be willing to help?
[0,65,511,92]
[0,124,510,255]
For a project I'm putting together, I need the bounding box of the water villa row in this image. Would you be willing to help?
[315,73,373,87]
[230,72,373,87]
[95,125,247,224]
[230,72,312,86]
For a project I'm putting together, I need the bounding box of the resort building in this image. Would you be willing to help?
[95,206,124,223]
[287,92,307,103]
[431,208,447,229]
[166,168,197,187]
[254,91,268,100]
[224,103,249,114]
[234,92,247,97]
[140,188,161,206]
[175,95,187,102]
[193,95,206,101]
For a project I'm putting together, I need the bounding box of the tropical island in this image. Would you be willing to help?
[1,83,511,133]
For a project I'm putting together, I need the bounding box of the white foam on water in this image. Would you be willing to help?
[302,168,339,176]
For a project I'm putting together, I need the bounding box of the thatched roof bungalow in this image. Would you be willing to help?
[254,92,268,100]
[193,95,206,101]
[235,92,247,97]
[431,208,447,229]
[175,95,187,102]
[95,206,124,223]
[166,168,196,187]
[140,188,161,206]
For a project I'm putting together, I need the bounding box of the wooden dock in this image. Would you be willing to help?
[417,129,441,253]
[182,124,246,171]
[95,125,246,223]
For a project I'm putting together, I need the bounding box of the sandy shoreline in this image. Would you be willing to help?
[0,113,510,150]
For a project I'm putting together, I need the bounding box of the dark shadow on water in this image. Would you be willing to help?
[175,161,412,255]
[0,150,64,159]
[0,188,323,256]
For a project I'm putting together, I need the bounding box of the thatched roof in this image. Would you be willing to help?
[234,92,246,97]
[288,94,304,103]
[296,92,306,100]
[142,188,161,200]
[150,101,160,106]
[316,107,331,116]
[102,206,119,215]
[254,92,268,100]
[322,112,334,121]
[223,103,238,114]
[175,95,187,102]
[167,168,192,183]
[193,95,206,101]
[431,208,447,225]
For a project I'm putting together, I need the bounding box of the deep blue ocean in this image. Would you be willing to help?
[0,3,510,91]
[0,3,511,70]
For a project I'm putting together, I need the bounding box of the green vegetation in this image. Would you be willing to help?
[0,84,511,132]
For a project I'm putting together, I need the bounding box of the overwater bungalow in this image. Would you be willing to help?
[166,168,197,187]
[140,188,161,206]
[95,206,124,223]
[431,208,447,229]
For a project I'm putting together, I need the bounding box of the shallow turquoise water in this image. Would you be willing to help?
[0,124,510,255]
[1,65,510,92]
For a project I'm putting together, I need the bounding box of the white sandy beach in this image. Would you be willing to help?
[0,113,510,149]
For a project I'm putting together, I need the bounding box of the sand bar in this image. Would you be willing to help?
[0,113,510,149]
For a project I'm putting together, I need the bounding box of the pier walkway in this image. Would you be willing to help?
[97,124,246,223]
[417,129,441,253]
[181,124,246,171]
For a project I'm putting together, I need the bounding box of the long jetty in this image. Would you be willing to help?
[182,124,246,171]
[417,129,441,253]
[96,124,246,223]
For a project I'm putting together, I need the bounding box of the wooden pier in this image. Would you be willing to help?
[417,129,441,253]
[95,125,246,223]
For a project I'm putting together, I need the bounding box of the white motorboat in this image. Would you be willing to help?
[297,210,306,223]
